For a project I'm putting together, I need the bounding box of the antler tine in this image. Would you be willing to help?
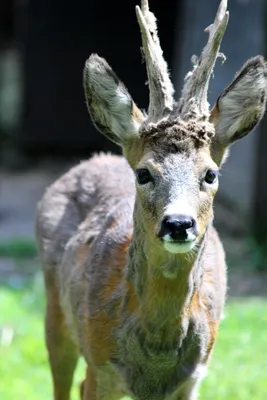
[136,0,174,122]
[180,0,229,120]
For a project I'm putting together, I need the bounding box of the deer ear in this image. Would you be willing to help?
[83,54,145,146]
[210,56,267,166]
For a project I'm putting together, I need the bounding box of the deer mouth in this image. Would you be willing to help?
[161,234,197,254]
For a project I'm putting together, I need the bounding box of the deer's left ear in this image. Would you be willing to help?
[210,56,267,166]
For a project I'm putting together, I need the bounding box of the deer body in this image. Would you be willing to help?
[36,1,267,399]
[37,154,225,400]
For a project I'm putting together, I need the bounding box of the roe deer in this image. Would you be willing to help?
[35,0,267,399]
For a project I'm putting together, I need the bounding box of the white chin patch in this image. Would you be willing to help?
[163,240,196,254]
[162,234,196,254]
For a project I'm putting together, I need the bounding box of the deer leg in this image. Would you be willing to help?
[44,270,79,400]
[80,366,98,400]
[173,378,200,400]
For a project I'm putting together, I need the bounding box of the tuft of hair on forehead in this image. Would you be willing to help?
[140,118,215,153]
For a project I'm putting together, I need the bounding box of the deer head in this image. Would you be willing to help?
[83,0,267,256]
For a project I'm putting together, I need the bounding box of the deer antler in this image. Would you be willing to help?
[179,0,229,120]
[136,0,174,122]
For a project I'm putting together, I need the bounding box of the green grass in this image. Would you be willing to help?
[200,300,267,399]
[1,274,267,399]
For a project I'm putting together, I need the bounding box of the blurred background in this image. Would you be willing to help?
[1,0,267,399]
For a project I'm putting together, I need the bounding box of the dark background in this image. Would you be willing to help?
[1,0,267,254]
[1,0,180,158]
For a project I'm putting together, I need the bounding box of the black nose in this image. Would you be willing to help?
[159,214,196,241]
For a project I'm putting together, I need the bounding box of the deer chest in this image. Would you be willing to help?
[111,319,207,400]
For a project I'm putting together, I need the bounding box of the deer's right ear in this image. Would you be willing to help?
[83,54,145,146]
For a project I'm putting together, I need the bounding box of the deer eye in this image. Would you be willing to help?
[204,169,218,184]
[136,168,153,185]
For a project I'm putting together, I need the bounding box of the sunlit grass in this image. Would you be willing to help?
[200,299,267,399]
[0,273,85,400]
[1,273,267,399]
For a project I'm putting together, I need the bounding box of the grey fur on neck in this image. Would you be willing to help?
[125,214,209,327]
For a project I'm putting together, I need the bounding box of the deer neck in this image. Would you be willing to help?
[125,208,208,331]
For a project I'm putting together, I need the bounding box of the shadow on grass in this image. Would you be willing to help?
[0,238,37,259]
